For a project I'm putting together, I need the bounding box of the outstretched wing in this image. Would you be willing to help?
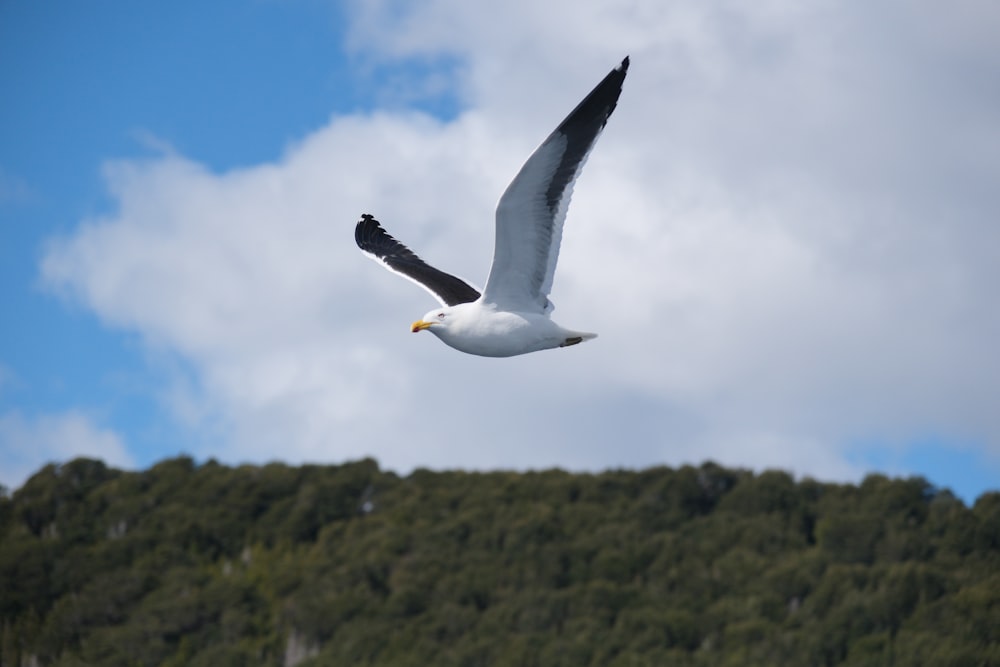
[355,214,481,307]
[482,56,629,313]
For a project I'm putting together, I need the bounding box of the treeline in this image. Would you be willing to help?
[1,457,998,666]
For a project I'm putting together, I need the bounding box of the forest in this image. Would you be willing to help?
[1,456,998,666]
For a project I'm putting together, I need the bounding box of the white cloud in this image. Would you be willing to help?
[40,1,1000,487]
[0,411,134,492]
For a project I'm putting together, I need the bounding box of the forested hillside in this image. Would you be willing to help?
[1,457,998,666]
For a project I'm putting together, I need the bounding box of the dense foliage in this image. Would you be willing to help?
[1,457,998,666]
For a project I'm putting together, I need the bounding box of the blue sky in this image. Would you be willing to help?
[2,1,999,504]
[2,0,362,474]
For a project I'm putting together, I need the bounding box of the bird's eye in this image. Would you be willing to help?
[437,312,446,319]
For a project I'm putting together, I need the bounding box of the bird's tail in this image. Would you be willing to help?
[560,331,597,348]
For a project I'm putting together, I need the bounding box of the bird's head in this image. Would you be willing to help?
[411,308,451,334]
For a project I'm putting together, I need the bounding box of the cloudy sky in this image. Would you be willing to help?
[2,1,998,503]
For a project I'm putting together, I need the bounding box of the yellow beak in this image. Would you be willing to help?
[411,319,434,333]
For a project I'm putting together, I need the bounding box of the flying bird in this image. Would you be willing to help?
[355,57,629,357]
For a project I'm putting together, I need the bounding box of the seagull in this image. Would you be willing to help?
[355,56,629,357]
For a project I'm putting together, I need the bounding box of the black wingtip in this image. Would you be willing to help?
[355,213,384,250]
[553,56,629,140]
[354,213,482,306]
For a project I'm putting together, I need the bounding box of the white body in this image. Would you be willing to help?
[416,302,596,358]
